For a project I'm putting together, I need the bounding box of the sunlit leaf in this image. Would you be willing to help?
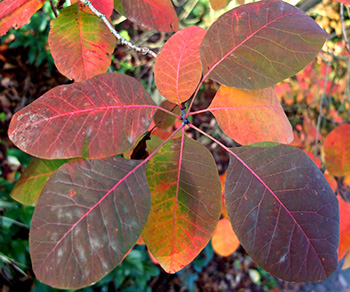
[225,144,339,281]
[71,0,114,17]
[9,73,156,159]
[48,3,116,82]
[200,0,328,89]
[30,157,151,289]
[142,132,221,273]
[338,196,350,261]
[0,0,45,36]
[207,86,293,145]
[212,218,239,257]
[114,0,179,32]
[10,158,70,206]
[154,26,206,105]
[324,123,350,177]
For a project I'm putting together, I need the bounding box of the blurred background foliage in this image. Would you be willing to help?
[1,0,350,291]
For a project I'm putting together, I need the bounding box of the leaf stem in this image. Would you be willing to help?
[340,4,350,54]
[154,106,182,119]
[79,0,158,58]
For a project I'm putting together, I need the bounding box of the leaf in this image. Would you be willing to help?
[338,196,350,261]
[212,218,240,257]
[342,251,350,270]
[10,158,69,206]
[209,0,230,10]
[324,124,350,177]
[200,0,328,90]
[30,157,151,289]
[153,100,181,130]
[154,26,206,105]
[48,3,116,82]
[142,132,222,273]
[207,86,293,145]
[225,144,339,281]
[71,0,114,17]
[9,73,156,159]
[114,0,179,32]
[0,0,46,36]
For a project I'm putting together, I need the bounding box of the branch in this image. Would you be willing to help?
[49,0,58,18]
[340,4,350,54]
[79,0,158,58]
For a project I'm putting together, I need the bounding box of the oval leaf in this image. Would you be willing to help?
[200,0,328,89]
[225,144,339,282]
[154,26,206,105]
[207,86,293,145]
[212,218,240,257]
[10,158,70,206]
[324,123,350,177]
[30,157,151,289]
[338,196,350,261]
[49,3,116,82]
[114,0,179,32]
[0,0,45,36]
[142,132,222,273]
[209,0,230,10]
[9,73,156,159]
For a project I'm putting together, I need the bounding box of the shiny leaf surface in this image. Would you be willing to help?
[142,132,221,273]
[9,73,156,159]
[30,157,151,289]
[200,0,328,89]
[225,144,339,281]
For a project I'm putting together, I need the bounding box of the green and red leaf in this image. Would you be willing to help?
[9,73,156,159]
[0,0,45,36]
[30,157,151,289]
[200,0,328,89]
[48,3,116,82]
[142,131,221,273]
[71,0,114,17]
[10,158,70,206]
[225,144,339,281]
[324,123,350,177]
[114,0,179,32]
[154,26,206,105]
[206,86,293,145]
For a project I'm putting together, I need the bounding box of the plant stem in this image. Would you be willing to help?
[79,0,158,58]
[49,0,59,17]
[341,4,350,54]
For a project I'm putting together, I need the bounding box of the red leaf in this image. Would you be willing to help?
[114,0,179,32]
[30,157,151,289]
[200,0,328,89]
[9,73,157,159]
[155,26,206,105]
[142,131,222,273]
[0,0,45,36]
[324,124,350,177]
[71,0,114,17]
[212,218,240,257]
[206,86,293,145]
[225,144,339,281]
[48,3,116,82]
[10,158,69,206]
[338,196,350,261]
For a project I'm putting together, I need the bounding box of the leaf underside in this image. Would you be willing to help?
[8,73,156,159]
[49,3,116,82]
[142,133,222,273]
[30,157,151,289]
[200,0,328,90]
[225,144,339,282]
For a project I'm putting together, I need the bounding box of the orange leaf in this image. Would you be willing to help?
[209,0,230,10]
[212,218,239,257]
[207,86,293,145]
[220,172,229,218]
[0,0,45,36]
[324,124,350,177]
[338,196,350,261]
